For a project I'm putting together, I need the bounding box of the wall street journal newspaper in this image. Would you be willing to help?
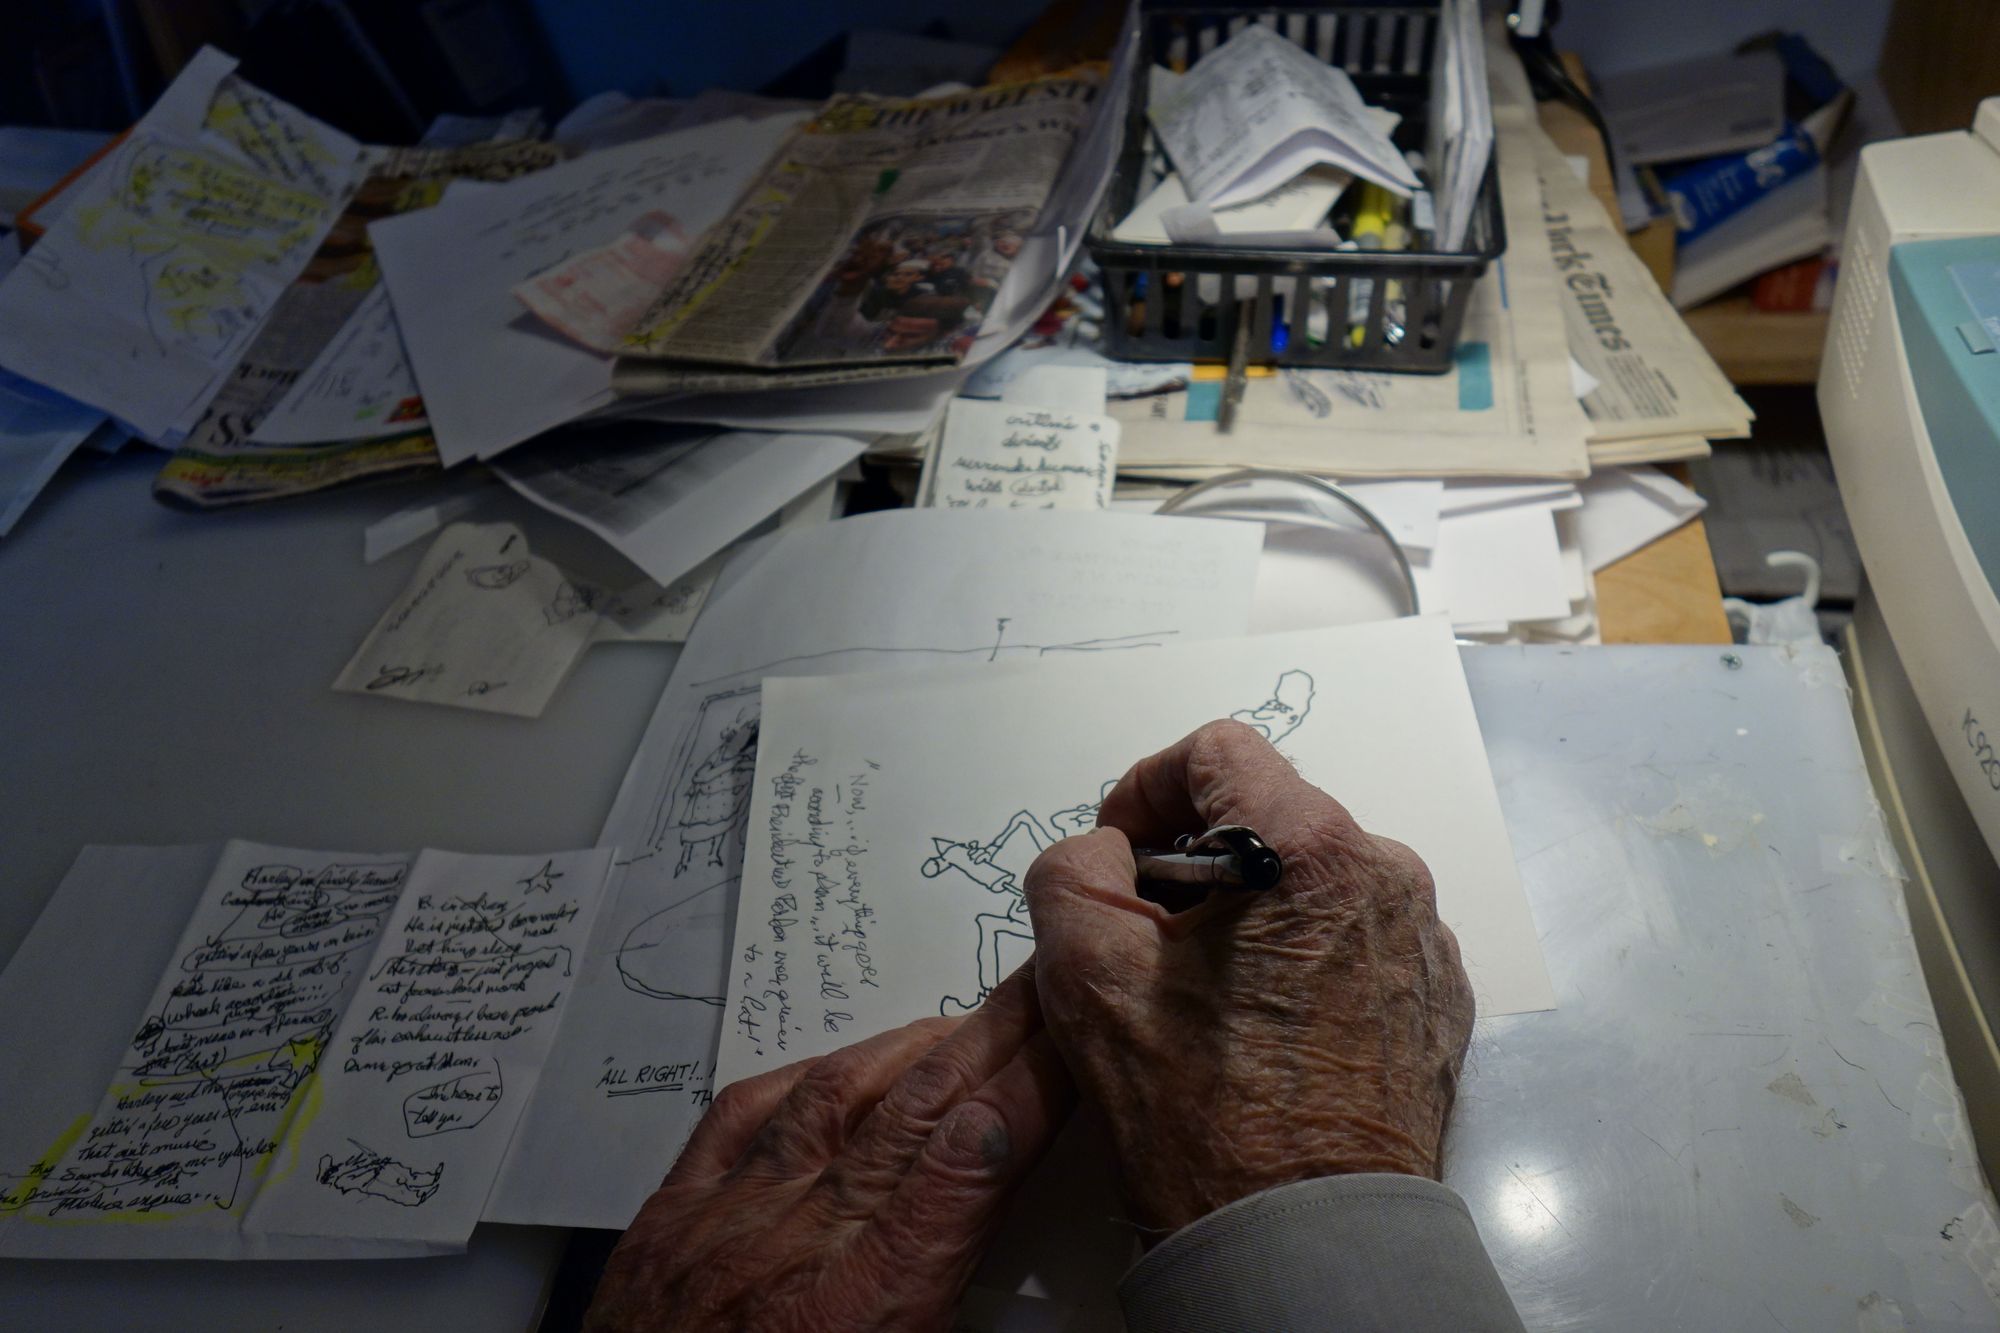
[617,73,1099,389]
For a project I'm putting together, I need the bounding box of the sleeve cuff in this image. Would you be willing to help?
[1118,1174,1524,1333]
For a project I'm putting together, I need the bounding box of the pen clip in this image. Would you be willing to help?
[1177,824,1284,891]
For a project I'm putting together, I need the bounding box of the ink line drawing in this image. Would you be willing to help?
[317,1139,443,1206]
[923,669,1316,1013]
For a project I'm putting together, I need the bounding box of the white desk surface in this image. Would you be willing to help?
[2,457,1995,1328]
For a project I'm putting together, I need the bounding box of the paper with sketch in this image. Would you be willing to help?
[513,211,694,353]
[337,521,714,717]
[335,522,604,717]
[919,398,1118,510]
[717,615,1551,1085]
[251,284,425,444]
[0,49,364,440]
[1149,24,1417,208]
[248,848,614,1246]
[1529,126,1752,444]
[494,426,870,588]
[370,113,803,466]
[483,508,1265,1228]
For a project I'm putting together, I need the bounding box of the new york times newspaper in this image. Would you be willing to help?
[619,73,1098,389]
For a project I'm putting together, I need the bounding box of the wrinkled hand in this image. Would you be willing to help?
[584,968,1072,1332]
[1025,720,1474,1238]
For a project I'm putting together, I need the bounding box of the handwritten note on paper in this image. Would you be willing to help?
[0,49,364,440]
[247,848,612,1246]
[0,842,412,1259]
[922,399,1119,511]
[717,616,1555,1087]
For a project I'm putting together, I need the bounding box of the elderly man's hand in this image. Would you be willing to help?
[583,968,1072,1332]
[1024,720,1475,1239]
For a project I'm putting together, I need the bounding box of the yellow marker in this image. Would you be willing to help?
[1347,183,1408,347]
[1189,364,1276,381]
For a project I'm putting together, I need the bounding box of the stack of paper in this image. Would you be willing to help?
[1148,24,1418,209]
[1425,0,1494,251]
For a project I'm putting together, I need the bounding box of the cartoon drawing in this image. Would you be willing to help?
[1230,669,1315,745]
[923,791,1101,1015]
[466,559,529,590]
[672,713,760,874]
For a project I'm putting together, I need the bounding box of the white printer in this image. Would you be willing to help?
[1822,97,2000,1172]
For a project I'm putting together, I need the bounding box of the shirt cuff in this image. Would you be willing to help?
[1118,1173,1524,1333]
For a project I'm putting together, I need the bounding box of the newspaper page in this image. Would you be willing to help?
[1530,126,1752,445]
[617,74,1099,382]
[154,140,561,508]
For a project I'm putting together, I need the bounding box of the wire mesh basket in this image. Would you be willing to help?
[1086,5,1504,374]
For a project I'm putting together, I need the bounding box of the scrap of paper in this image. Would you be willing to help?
[922,398,1119,511]
[336,521,713,718]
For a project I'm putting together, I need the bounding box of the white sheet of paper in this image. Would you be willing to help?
[1574,464,1706,571]
[494,427,868,588]
[334,521,608,718]
[1111,165,1348,245]
[0,841,448,1260]
[1339,478,1445,553]
[0,380,102,536]
[251,284,424,443]
[483,508,1265,1228]
[1439,479,1578,516]
[922,399,1119,511]
[1423,0,1493,251]
[247,848,613,1247]
[371,114,802,466]
[0,50,364,440]
[999,365,1107,415]
[717,614,1551,1084]
[1416,504,1573,626]
[1150,24,1418,208]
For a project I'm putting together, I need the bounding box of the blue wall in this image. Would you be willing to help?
[526,0,1048,100]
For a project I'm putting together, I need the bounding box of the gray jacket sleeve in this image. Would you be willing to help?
[1118,1174,1524,1332]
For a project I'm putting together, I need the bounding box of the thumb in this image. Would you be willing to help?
[1024,828,1165,1023]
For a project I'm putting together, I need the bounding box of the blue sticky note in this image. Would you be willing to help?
[1185,381,1223,422]
[1455,341,1493,411]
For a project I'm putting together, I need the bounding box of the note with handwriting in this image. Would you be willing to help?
[0,841,610,1259]
[334,520,711,718]
[921,398,1118,511]
[0,48,364,440]
[248,848,613,1245]
[718,616,1552,1085]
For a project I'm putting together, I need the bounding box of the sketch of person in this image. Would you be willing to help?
[1231,669,1316,745]
[672,716,760,874]
[922,809,1062,1015]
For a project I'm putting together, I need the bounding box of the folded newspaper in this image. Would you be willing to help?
[604,73,1101,394]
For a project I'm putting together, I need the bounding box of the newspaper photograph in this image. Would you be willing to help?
[619,73,1099,378]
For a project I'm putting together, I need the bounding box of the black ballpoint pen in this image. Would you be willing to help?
[1131,824,1284,893]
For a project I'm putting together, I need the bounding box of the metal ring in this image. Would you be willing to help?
[1154,467,1421,617]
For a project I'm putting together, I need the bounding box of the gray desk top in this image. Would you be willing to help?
[3,458,1993,1328]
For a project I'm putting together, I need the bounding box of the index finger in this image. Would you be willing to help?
[1095,719,1364,870]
